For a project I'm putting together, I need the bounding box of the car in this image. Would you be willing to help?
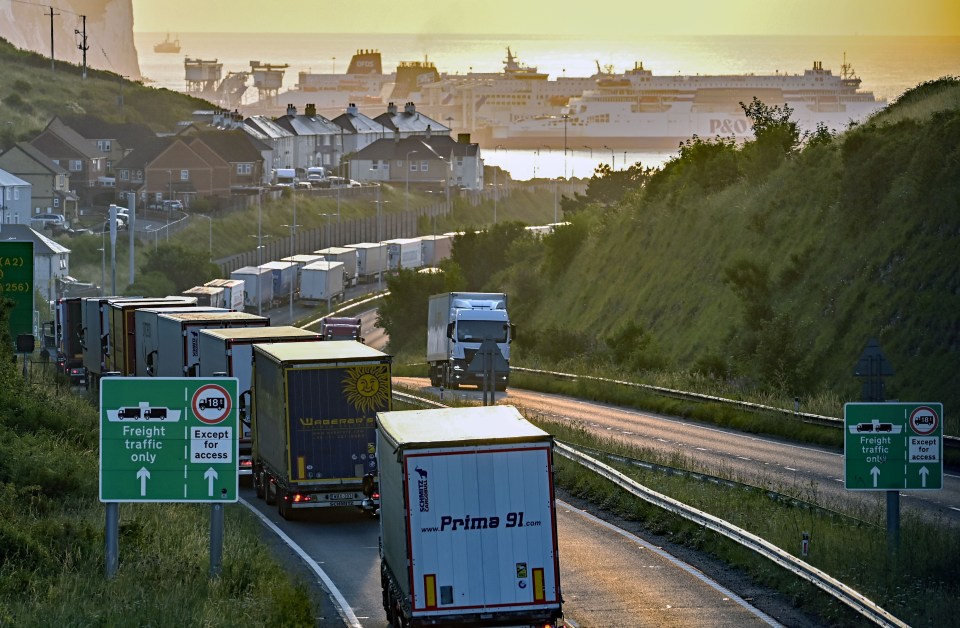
[30,213,66,227]
[162,200,184,211]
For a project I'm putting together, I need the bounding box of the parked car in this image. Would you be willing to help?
[30,213,66,227]
[147,200,184,211]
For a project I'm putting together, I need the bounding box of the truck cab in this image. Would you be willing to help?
[427,293,513,391]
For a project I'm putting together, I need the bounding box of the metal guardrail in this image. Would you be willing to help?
[390,388,906,626]
[302,291,389,330]
[555,442,909,628]
[513,366,960,452]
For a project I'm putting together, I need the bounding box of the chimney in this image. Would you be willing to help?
[404,101,416,115]
[286,103,297,116]
[347,103,358,115]
[457,133,471,144]
[426,124,432,138]
[387,102,398,114]
[305,103,317,117]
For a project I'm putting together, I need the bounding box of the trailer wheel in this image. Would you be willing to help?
[277,488,289,519]
[254,470,265,499]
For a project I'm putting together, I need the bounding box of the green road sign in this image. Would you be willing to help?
[0,241,34,341]
[844,402,943,491]
[100,377,239,502]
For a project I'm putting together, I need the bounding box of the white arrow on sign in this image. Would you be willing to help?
[919,466,929,488]
[137,467,151,496]
[204,467,218,497]
[870,466,881,488]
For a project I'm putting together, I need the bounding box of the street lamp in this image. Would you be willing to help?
[405,150,419,213]
[603,145,615,171]
[562,113,569,180]
[196,214,212,260]
[583,145,592,158]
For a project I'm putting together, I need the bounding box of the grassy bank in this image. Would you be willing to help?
[0,350,316,625]
[534,415,959,627]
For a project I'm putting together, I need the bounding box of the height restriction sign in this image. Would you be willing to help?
[844,402,944,491]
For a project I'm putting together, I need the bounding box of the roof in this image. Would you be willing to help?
[253,339,387,363]
[3,142,68,175]
[159,311,268,323]
[189,131,263,162]
[376,406,551,448]
[353,136,443,161]
[274,114,342,137]
[374,105,449,135]
[60,115,156,147]
[36,120,100,159]
[0,169,30,187]
[199,326,320,342]
[115,136,176,170]
[243,116,295,141]
[0,224,70,255]
[331,110,390,136]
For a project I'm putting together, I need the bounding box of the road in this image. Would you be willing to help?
[393,378,960,526]
[240,486,796,627]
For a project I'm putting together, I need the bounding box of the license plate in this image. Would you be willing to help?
[326,493,355,500]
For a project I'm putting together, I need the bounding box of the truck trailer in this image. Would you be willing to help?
[344,242,387,282]
[55,297,87,386]
[319,316,363,341]
[315,246,358,287]
[204,278,245,311]
[197,326,323,476]
[376,405,563,628]
[426,292,513,390]
[134,306,226,376]
[251,341,391,519]
[230,266,274,312]
[152,311,270,377]
[106,297,198,376]
[299,260,344,303]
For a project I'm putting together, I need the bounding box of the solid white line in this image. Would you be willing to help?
[737,456,751,461]
[240,497,362,628]
[558,499,783,627]
[784,467,797,471]
[949,506,960,513]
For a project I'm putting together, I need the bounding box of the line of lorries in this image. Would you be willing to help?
[53,290,557,627]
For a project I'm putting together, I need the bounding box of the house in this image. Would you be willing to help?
[0,224,70,304]
[59,114,156,178]
[115,137,213,208]
[331,103,392,159]
[350,133,484,191]
[243,115,295,182]
[273,104,343,174]
[0,142,77,218]
[185,130,265,193]
[0,169,32,225]
[30,118,107,206]
[374,102,450,139]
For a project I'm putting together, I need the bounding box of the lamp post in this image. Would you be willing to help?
[583,145,592,158]
[603,145,615,171]
[405,150,418,214]
[98,245,105,296]
[493,166,498,224]
[196,214,212,260]
[166,170,172,241]
[562,113,569,180]
[281,222,300,322]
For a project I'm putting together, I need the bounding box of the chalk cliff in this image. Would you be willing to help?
[0,0,140,80]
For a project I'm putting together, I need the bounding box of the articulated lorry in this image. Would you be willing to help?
[426,292,513,390]
[320,316,363,342]
[377,405,563,628]
[251,341,391,519]
[55,297,87,386]
[197,326,322,476]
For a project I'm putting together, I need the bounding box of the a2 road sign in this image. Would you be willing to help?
[99,377,239,502]
[844,402,943,491]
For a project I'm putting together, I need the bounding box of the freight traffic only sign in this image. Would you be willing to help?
[844,402,943,491]
[100,377,239,502]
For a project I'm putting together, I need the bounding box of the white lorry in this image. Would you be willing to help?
[427,292,513,390]
[376,405,563,628]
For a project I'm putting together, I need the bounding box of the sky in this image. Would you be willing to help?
[133,0,960,37]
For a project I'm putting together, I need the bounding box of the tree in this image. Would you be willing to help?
[450,222,529,290]
[739,97,801,179]
[139,243,219,294]
[376,267,464,355]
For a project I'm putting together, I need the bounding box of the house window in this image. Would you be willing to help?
[97,140,112,152]
[420,160,429,172]
[396,159,403,168]
[120,170,130,181]
[456,157,464,167]
[236,163,252,175]
[180,170,189,181]
[371,161,378,170]
[13,188,19,201]
[410,162,418,172]
[53,197,60,208]
[135,170,143,181]
[70,160,82,172]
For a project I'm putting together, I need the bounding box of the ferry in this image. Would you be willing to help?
[485,58,886,149]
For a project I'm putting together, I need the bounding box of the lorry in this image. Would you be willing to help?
[344,242,388,283]
[376,405,563,628]
[427,292,513,390]
[315,246,358,286]
[204,278,245,311]
[55,297,87,386]
[151,310,270,377]
[197,326,323,476]
[105,297,198,377]
[134,306,226,376]
[181,285,226,308]
[274,167,297,187]
[384,237,423,271]
[258,260,299,304]
[299,260,344,303]
[419,234,453,267]
[251,341,391,519]
[82,296,149,389]
[320,316,363,342]
[305,166,327,187]
[230,266,274,312]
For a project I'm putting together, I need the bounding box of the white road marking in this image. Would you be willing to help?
[737,456,751,461]
[240,498,362,628]
[950,506,960,513]
[785,467,797,471]
[559,499,783,627]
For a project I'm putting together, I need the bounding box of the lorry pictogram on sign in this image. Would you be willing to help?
[193,383,232,424]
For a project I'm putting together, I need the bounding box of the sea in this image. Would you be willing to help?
[135,33,960,180]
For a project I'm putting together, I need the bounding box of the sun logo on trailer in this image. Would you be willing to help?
[342,365,391,413]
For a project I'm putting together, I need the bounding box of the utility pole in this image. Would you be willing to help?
[47,6,61,76]
[75,15,89,80]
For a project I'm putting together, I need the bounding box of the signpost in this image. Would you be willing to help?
[100,377,238,578]
[844,402,944,491]
[0,241,34,343]
[468,338,508,406]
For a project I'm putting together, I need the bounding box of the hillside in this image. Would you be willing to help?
[0,36,210,149]
[501,78,960,416]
